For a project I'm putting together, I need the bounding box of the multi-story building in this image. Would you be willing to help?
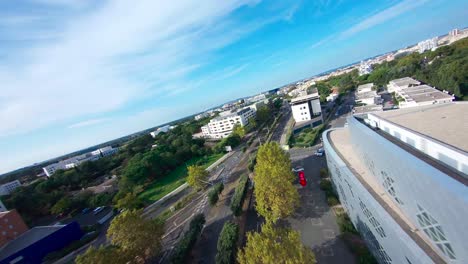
[149,125,171,138]
[0,210,29,247]
[387,77,454,108]
[0,181,22,196]
[359,61,373,76]
[290,92,323,132]
[323,103,468,264]
[418,37,438,53]
[201,108,256,139]
[42,146,118,176]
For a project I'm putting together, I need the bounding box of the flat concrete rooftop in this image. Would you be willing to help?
[372,103,468,152]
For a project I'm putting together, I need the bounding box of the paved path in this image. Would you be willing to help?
[288,151,356,264]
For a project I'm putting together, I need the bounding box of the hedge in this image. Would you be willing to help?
[215,222,239,264]
[230,174,249,216]
[170,214,206,264]
[208,183,224,206]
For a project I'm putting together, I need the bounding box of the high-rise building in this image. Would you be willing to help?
[323,103,468,263]
[0,181,22,196]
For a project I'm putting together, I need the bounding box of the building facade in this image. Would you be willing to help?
[0,181,22,196]
[201,108,256,139]
[42,146,118,176]
[322,103,468,264]
[290,93,322,123]
[0,210,29,247]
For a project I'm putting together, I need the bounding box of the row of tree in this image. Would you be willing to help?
[237,142,316,263]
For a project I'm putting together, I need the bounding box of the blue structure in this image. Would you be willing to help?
[0,222,83,264]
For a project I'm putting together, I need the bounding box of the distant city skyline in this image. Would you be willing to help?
[0,0,467,174]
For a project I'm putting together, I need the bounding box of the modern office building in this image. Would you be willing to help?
[291,92,322,122]
[0,222,82,264]
[387,77,454,108]
[0,210,29,248]
[0,181,22,196]
[201,107,256,139]
[42,146,119,176]
[323,103,468,264]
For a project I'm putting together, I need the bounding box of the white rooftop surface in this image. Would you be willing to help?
[355,90,377,100]
[372,103,468,152]
[391,77,421,86]
[357,83,373,92]
[290,93,319,104]
[329,128,443,260]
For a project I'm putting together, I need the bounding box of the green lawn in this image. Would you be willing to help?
[138,153,224,204]
[289,125,324,148]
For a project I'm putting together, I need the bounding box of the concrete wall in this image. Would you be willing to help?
[367,114,468,175]
[343,116,468,263]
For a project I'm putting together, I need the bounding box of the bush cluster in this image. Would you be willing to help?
[208,183,224,206]
[170,214,206,263]
[215,222,239,264]
[319,168,328,178]
[230,174,249,216]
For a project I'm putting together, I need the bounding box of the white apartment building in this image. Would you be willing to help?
[418,37,438,53]
[0,181,22,196]
[290,93,322,128]
[387,77,454,108]
[42,146,118,176]
[323,103,468,264]
[356,83,381,106]
[201,108,256,139]
[150,125,171,138]
[359,61,373,76]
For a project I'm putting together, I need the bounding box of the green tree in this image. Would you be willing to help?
[51,197,73,215]
[187,165,209,190]
[254,142,299,223]
[76,246,127,264]
[115,192,143,210]
[107,210,164,261]
[256,105,270,124]
[233,124,246,138]
[237,223,316,264]
[216,222,239,264]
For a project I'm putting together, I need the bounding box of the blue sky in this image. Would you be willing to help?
[0,0,467,174]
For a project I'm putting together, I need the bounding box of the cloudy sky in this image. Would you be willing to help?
[0,0,467,173]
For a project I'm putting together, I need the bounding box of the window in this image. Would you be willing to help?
[381,171,404,205]
[359,200,386,238]
[415,205,456,260]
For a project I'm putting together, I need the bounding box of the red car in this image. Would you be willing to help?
[298,171,307,187]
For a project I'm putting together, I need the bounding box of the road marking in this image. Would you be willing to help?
[311,218,323,226]
[321,247,334,257]
[323,229,335,239]
[163,213,195,239]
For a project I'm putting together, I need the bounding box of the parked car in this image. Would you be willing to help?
[292,166,304,172]
[314,148,325,156]
[93,206,105,215]
[82,208,90,214]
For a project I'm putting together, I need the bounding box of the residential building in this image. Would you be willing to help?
[0,181,22,196]
[322,103,468,264]
[0,210,29,247]
[387,77,454,108]
[418,37,438,53]
[149,125,171,138]
[42,146,118,176]
[0,222,82,264]
[359,61,373,76]
[356,83,381,106]
[387,77,421,93]
[290,93,322,132]
[201,108,256,139]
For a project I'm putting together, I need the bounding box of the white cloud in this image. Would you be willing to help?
[1,0,295,137]
[68,118,108,129]
[339,0,430,39]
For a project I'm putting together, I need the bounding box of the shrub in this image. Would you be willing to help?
[319,168,328,178]
[337,214,358,235]
[170,214,205,263]
[327,196,339,206]
[230,174,249,216]
[208,183,224,206]
[215,222,239,264]
[319,179,332,192]
[247,154,257,173]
